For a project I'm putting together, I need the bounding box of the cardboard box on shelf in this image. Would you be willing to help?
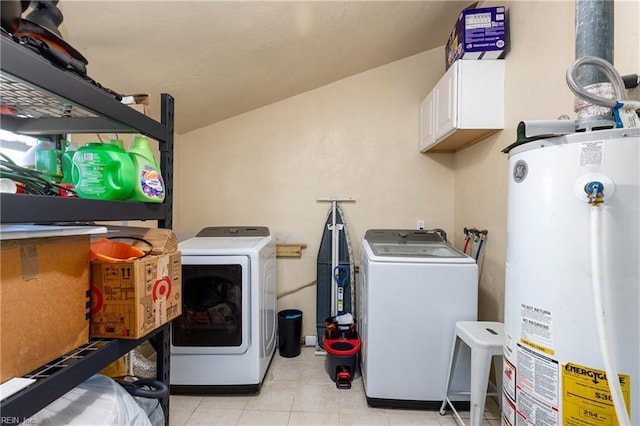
[122,93,151,116]
[100,225,178,254]
[445,6,508,70]
[0,228,100,384]
[89,250,182,339]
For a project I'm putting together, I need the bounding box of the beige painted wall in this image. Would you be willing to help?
[452,1,577,323]
[453,0,639,322]
[175,0,639,338]
[175,48,455,337]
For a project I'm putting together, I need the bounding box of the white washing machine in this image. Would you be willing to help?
[170,226,277,393]
[358,229,478,408]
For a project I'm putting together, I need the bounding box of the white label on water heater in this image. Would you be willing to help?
[520,304,554,354]
[504,357,517,401]
[579,141,604,166]
[516,344,560,424]
[502,393,516,426]
[516,388,559,425]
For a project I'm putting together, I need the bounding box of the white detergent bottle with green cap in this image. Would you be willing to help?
[128,135,165,203]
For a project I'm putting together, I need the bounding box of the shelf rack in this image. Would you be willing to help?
[0,325,170,425]
[0,35,174,227]
[0,34,175,424]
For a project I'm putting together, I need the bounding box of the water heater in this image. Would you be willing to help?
[503,127,639,425]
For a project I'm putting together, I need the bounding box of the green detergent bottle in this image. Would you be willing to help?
[23,137,53,169]
[34,142,62,182]
[108,139,125,149]
[71,142,135,200]
[128,135,165,203]
[61,141,77,184]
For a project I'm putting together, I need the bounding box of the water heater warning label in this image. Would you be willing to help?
[520,303,554,354]
[562,362,630,426]
[579,141,604,166]
[515,344,559,425]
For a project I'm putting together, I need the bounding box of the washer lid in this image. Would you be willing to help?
[363,229,473,263]
[364,229,444,244]
[368,241,464,258]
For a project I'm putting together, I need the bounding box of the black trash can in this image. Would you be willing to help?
[277,309,303,357]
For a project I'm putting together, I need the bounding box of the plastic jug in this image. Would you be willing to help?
[71,142,135,200]
[108,139,125,149]
[60,141,77,184]
[35,144,62,182]
[23,137,53,169]
[128,135,165,203]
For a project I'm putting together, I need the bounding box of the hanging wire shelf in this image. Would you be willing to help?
[0,74,97,120]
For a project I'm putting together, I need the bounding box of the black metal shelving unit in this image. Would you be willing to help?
[0,326,170,424]
[0,34,175,424]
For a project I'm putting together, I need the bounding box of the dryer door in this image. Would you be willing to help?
[171,255,250,354]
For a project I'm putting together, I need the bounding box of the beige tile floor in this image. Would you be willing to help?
[169,346,502,426]
[170,347,501,426]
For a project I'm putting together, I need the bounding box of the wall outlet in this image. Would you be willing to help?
[304,335,317,346]
[417,220,425,230]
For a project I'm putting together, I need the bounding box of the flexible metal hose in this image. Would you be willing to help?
[130,347,157,379]
[566,56,626,108]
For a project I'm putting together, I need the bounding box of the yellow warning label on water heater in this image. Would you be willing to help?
[562,362,630,426]
[521,337,555,356]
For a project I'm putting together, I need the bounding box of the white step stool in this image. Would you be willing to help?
[439,321,504,426]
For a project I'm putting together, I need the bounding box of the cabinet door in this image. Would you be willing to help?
[456,60,505,129]
[434,64,458,141]
[419,91,435,152]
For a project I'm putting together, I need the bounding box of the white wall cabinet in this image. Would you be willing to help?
[419,60,505,153]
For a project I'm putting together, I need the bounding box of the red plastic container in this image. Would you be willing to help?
[324,337,361,389]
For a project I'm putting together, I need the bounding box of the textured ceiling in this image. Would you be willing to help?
[57,1,474,134]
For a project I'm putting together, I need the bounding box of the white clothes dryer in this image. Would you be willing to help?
[358,229,478,408]
[170,226,276,393]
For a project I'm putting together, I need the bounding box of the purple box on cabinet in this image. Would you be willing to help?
[445,6,508,70]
